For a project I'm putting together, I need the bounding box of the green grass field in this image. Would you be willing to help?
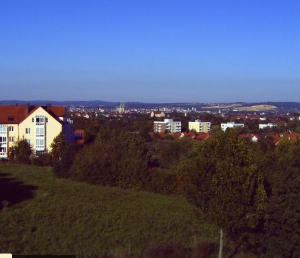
[0,164,218,256]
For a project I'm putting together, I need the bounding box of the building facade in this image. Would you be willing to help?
[221,122,245,132]
[150,111,165,118]
[0,104,74,158]
[259,123,277,129]
[154,119,181,133]
[189,120,211,133]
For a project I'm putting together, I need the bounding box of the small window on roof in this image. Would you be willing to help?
[8,116,14,121]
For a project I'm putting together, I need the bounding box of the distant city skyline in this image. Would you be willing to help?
[1,0,300,102]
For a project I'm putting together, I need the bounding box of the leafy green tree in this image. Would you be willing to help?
[50,132,67,163]
[178,130,267,257]
[262,139,300,257]
[13,138,32,164]
[68,131,151,189]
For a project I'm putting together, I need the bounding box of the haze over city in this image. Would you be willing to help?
[1,0,299,103]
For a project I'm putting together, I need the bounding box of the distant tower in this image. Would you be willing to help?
[119,102,125,113]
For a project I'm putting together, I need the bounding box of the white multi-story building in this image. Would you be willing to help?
[189,120,211,133]
[221,122,244,132]
[154,119,181,133]
[259,123,277,129]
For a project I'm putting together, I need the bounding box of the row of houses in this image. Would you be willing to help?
[152,131,300,146]
[154,120,280,133]
[0,104,83,159]
[220,122,278,131]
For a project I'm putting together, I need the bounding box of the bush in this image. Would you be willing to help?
[0,158,8,163]
[52,144,83,178]
[31,153,53,166]
[12,138,32,164]
[147,169,177,194]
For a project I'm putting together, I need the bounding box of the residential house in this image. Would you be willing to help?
[0,104,74,158]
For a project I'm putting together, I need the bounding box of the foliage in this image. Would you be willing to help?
[261,140,300,257]
[31,153,53,166]
[50,132,67,163]
[12,138,32,164]
[52,144,82,178]
[68,131,152,190]
[147,168,177,195]
[178,130,267,251]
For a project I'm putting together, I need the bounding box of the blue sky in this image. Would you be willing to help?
[1,0,299,103]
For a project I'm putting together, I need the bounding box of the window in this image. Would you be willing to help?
[32,118,34,122]
[0,147,7,153]
[8,116,14,121]
[8,126,14,132]
[0,125,7,134]
[9,137,14,142]
[36,139,45,149]
[36,128,45,137]
[36,115,45,125]
[0,137,7,143]
[27,139,30,145]
[26,128,30,134]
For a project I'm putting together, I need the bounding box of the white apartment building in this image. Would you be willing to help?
[189,120,211,133]
[221,122,244,132]
[259,123,277,129]
[154,119,181,133]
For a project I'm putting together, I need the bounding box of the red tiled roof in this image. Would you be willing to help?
[49,106,65,117]
[267,134,282,145]
[0,105,66,124]
[194,133,211,141]
[0,106,28,124]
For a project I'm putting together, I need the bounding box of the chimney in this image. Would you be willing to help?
[46,103,51,111]
[26,103,30,114]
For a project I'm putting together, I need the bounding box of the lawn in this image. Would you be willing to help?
[0,164,218,256]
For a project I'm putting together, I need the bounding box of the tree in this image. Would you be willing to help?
[261,139,300,257]
[50,132,67,163]
[178,130,267,257]
[13,138,32,164]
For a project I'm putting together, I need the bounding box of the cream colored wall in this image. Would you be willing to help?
[202,123,210,133]
[189,122,211,133]
[7,124,19,148]
[189,122,200,132]
[19,107,62,152]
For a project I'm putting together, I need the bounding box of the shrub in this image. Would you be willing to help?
[31,153,53,166]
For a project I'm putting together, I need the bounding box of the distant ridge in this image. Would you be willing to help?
[0,100,203,108]
[1,100,300,110]
[0,100,119,107]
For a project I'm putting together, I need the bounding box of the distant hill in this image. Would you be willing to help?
[1,100,300,111]
[0,100,119,107]
[0,100,201,108]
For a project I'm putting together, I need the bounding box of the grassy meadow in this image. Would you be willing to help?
[0,164,218,256]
